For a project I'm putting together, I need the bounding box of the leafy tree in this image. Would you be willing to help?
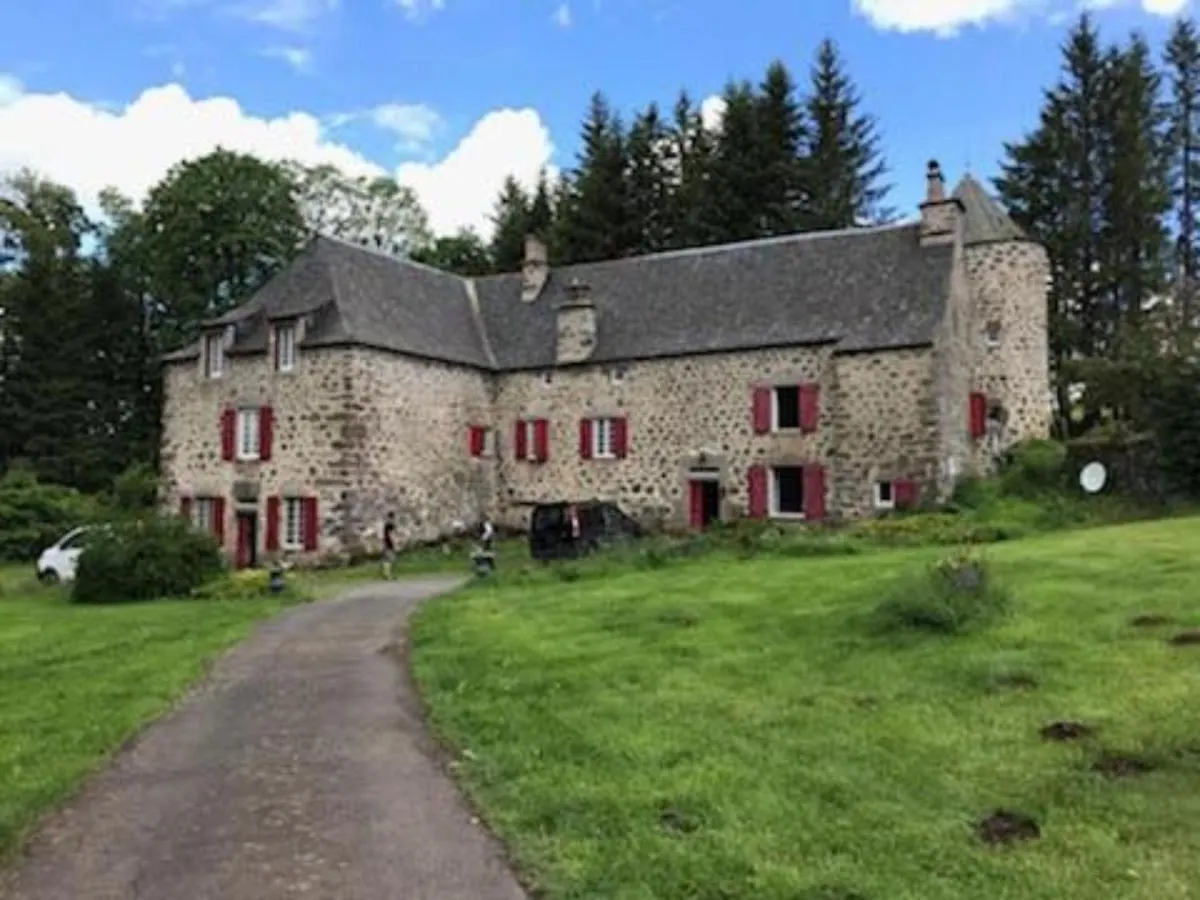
[288,162,432,257]
[411,229,493,276]
[139,148,307,351]
[802,38,892,229]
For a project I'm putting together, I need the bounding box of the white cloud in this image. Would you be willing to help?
[553,2,572,26]
[852,0,1188,36]
[261,45,313,72]
[0,79,555,239]
[391,0,445,19]
[0,75,23,107]
[700,94,725,132]
[369,102,444,151]
[241,0,338,30]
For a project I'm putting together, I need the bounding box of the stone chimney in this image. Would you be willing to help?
[919,159,963,247]
[521,234,549,303]
[556,277,597,365]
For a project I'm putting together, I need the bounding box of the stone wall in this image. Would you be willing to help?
[162,344,494,562]
[964,240,1052,451]
[491,344,941,529]
[932,238,976,494]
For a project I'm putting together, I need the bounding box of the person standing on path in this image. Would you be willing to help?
[382,512,397,579]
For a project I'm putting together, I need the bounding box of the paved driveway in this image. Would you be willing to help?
[0,578,528,900]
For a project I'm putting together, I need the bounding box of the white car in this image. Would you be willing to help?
[36,526,92,583]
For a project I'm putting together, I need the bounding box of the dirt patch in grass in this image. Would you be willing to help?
[1092,754,1155,777]
[1040,721,1094,742]
[1130,614,1174,627]
[658,807,701,835]
[977,810,1040,846]
[1168,630,1200,646]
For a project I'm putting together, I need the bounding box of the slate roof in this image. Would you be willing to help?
[164,180,1027,371]
[952,174,1028,245]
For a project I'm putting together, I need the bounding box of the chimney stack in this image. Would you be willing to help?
[556,277,598,365]
[521,234,549,303]
[919,159,962,247]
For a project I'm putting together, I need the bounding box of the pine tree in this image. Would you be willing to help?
[801,38,892,230]
[555,92,633,263]
[706,79,767,242]
[662,90,718,249]
[625,103,674,254]
[488,177,531,273]
[1165,17,1200,340]
[755,60,807,235]
[528,169,555,239]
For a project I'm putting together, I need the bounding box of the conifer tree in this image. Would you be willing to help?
[801,38,891,230]
[488,177,532,273]
[1165,17,1200,340]
[625,103,674,254]
[706,80,767,242]
[755,60,807,235]
[663,90,718,249]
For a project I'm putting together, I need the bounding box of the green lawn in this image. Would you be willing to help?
[0,567,293,858]
[411,517,1200,900]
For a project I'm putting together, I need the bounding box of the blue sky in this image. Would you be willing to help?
[0,0,1191,236]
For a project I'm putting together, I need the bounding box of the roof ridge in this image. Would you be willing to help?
[312,231,470,283]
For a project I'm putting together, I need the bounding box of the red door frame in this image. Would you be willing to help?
[687,477,720,530]
[235,513,255,569]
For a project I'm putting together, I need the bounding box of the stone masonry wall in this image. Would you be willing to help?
[964,241,1052,452]
[491,344,940,530]
[932,237,977,493]
[161,345,494,562]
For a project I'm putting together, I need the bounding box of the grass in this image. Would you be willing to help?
[0,566,297,858]
[411,517,1200,900]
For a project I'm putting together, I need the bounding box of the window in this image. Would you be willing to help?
[540,372,553,386]
[236,408,260,460]
[468,425,495,458]
[275,322,297,372]
[773,386,801,430]
[984,321,1002,348]
[874,480,895,510]
[770,466,805,517]
[610,368,625,385]
[593,417,615,458]
[519,419,537,460]
[193,497,218,532]
[203,333,224,378]
[282,497,304,550]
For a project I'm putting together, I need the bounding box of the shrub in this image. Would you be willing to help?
[999,439,1068,498]
[72,514,224,604]
[109,463,160,515]
[872,548,1011,635]
[0,469,99,561]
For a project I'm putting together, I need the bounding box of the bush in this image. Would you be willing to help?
[72,514,224,604]
[109,463,160,515]
[0,469,99,561]
[873,548,1011,635]
[998,439,1068,498]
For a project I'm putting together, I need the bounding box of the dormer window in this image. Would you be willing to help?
[203,332,224,379]
[274,321,297,372]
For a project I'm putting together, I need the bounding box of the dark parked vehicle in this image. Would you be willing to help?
[528,501,643,561]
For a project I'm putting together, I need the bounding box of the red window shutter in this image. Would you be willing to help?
[302,497,319,551]
[752,387,772,434]
[259,406,274,461]
[799,383,820,434]
[220,408,236,461]
[579,418,593,460]
[534,418,549,462]
[514,421,527,461]
[894,478,918,510]
[265,496,281,551]
[180,496,193,520]
[688,481,703,529]
[969,391,987,439]
[212,497,226,543]
[803,465,827,521]
[747,464,768,518]
[613,417,629,458]
[468,425,483,457]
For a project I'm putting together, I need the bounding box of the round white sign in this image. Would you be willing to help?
[1079,461,1107,494]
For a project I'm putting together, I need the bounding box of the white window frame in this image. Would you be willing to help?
[236,408,260,461]
[203,334,224,378]
[193,497,217,532]
[481,428,497,457]
[874,480,895,510]
[592,417,616,459]
[282,497,304,551]
[521,419,538,461]
[771,385,801,432]
[984,321,1002,349]
[769,465,806,519]
[275,322,297,372]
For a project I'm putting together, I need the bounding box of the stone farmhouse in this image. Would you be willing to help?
[161,161,1050,566]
